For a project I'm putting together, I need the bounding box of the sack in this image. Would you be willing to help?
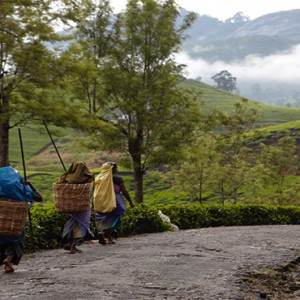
[0,166,32,202]
[93,169,116,213]
[158,210,179,232]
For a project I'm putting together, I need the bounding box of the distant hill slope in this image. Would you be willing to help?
[228,9,300,42]
[181,79,300,123]
[9,80,300,171]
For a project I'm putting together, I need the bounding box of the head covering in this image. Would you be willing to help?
[104,161,117,168]
[0,166,33,202]
[93,162,116,213]
[58,161,94,184]
[104,162,117,173]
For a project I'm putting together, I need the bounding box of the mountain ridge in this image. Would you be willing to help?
[179,8,300,106]
[182,8,300,61]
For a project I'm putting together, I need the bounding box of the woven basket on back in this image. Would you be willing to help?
[0,199,29,237]
[53,182,93,213]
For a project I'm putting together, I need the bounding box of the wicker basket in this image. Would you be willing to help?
[0,199,29,237]
[53,182,93,213]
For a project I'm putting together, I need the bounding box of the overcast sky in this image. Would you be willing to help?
[110,0,300,21]
[110,0,300,87]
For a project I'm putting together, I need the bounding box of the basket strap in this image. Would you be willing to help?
[62,184,68,193]
[79,183,92,195]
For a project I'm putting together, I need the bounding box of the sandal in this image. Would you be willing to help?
[109,229,118,240]
[63,244,71,251]
[68,248,83,254]
[98,233,106,245]
[3,260,14,273]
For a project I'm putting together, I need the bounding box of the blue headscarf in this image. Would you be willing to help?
[0,166,33,203]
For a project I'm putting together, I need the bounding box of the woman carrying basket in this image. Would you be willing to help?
[0,166,42,273]
[59,161,94,254]
[93,162,134,245]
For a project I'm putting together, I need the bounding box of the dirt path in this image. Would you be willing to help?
[0,225,299,300]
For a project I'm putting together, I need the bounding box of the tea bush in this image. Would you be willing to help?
[24,203,300,251]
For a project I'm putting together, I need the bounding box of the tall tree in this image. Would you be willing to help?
[0,0,76,167]
[102,0,200,203]
[64,0,200,203]
[58,0,114,114]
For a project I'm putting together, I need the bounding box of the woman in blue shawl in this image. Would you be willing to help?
[0,166,42,273]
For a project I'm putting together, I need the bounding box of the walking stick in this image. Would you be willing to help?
[18,128,34,243]
[43,120,67,172]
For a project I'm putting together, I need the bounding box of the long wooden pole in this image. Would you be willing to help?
[18,128,34,243]
[43,120,66,172]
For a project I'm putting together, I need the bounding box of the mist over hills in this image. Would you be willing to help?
[52,7,300,107]
[179,8,300,106]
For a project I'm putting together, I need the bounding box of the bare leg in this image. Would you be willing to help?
[3,254,15,273]
[69,240,82,254]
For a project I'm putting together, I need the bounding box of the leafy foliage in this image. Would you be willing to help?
[25,204,67,250]
[24,203,300,251]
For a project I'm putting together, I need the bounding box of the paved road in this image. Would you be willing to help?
[0,225,299,300]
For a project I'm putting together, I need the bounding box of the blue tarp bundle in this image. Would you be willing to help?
[0,166,32,202]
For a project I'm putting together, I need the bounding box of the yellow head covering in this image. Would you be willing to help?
[93,162,116,213]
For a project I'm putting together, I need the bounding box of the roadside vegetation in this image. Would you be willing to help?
[25,203,300,250]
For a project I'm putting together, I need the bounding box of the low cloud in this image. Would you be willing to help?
[176,44,300,86]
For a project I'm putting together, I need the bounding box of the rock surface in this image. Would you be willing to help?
[0,225,299,300]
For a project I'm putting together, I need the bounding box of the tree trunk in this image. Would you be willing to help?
[198,164,203,204]
[133,155,143,203]
[233,187,238,205]
[0,118,9,167]
[129,126,144,203]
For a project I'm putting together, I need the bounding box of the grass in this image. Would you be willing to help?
[7,81,300,205]
[254,119,300,135]
[9,126,53,165]
[181,79,300,123]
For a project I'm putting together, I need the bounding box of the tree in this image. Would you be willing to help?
[0,0,79,167]
[251,133,298,205]
[169,133,217,203]
[211,70,237,92]
[207,99,259,204]
[58,0,114,114]
[63,0,200,203]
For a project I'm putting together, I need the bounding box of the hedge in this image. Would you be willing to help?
[23,203,300,251]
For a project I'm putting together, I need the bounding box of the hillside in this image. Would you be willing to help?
[181,79,300,123]
[10,80,300,171]
[8,81,300,203]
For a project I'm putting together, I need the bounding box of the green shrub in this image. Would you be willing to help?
[25,204,67,251]
[121,203,165,236]
[23,203,300,251]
